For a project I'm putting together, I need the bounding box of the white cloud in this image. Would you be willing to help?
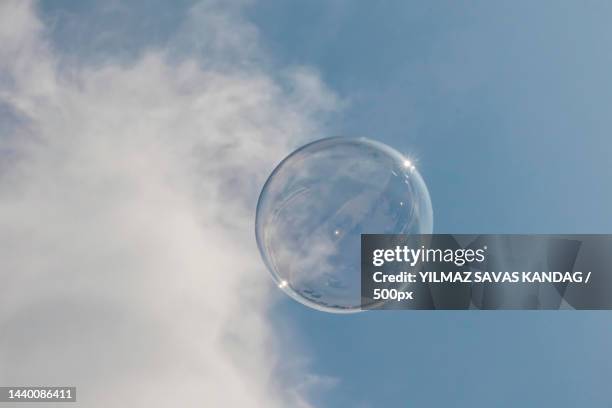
[0,1,337,406]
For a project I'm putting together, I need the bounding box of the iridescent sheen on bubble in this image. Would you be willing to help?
[255,137,433,313]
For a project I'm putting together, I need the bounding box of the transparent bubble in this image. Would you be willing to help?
[255,137,433,313]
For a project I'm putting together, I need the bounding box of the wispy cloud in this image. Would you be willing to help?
[0,1,337,406]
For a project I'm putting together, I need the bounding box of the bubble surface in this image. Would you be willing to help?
[255,137,433,313]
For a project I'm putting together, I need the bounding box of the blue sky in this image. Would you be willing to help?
[14,1,612,406]
[250,2,612,407]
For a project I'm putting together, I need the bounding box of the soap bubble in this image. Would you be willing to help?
[255,137,433,313]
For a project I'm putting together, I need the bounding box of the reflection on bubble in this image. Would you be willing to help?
[255,137,433,313]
